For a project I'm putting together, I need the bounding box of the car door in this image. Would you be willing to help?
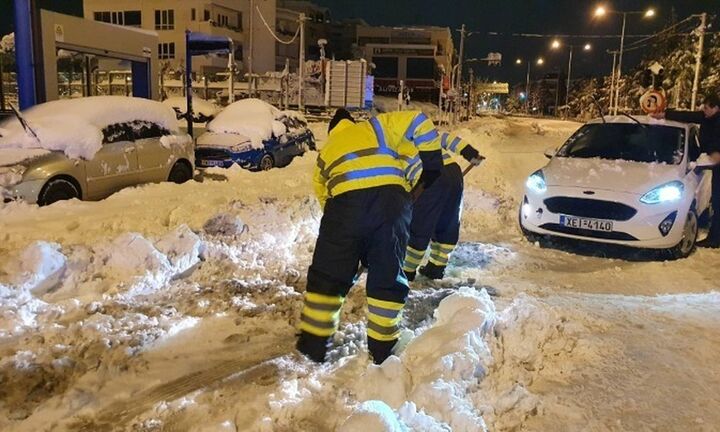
[84,122,139,200]
[133,121,174,183]
[689,126,712,212]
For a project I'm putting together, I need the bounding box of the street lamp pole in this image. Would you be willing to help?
[613,12,627,115]
[525,61,531,114]
[565,45,574,111]
[608,50,617,113]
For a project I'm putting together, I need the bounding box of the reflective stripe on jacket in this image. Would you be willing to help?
[314,111,442,208]
[440,132,476,166]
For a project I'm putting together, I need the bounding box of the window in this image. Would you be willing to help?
[155,9,175,30]
[102,121,170,143]
[204,10,210,21]
[373,57,398,78]
[93,10,140,27]
[158,42,176,60]
[191,8,196,21]
[406,58,435,79]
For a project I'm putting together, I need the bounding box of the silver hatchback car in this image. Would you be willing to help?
[0,97,195,206]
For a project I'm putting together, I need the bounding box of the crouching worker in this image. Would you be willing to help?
[297,108,443,364]
[403,132,483,281]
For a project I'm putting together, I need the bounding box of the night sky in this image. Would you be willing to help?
[1,0,717,84]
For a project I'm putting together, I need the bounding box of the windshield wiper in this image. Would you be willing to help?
[591,96,606,124]
[9,102,40,142]
[618,111,648,129]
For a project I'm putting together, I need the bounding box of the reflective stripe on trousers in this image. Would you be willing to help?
[427,241,455,266]
[367,297,404,341]
[299,292,344,337]
[403,245,426,273]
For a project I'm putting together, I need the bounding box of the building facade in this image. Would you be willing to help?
[83,0,277,75]
[356,25,454,100]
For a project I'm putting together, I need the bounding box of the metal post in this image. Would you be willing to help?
[455,24,466,122]
[565,45,574,114]
[298,13,306,111]
[608,51,617,114]
[691,13,707,111]
[14,0,37,109]
[185,30,193,137]
[438,70,443,115]
[468,68,474,117]
[554,69,560,117]
[614,12,627,115]
[228,39,235,103]
[525,61,531,114]
[248,0,254,96]
[0,53,5,110]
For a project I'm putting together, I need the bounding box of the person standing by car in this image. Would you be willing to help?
[297,108,443,364]
[403,132,483,281]
[654,92,720,247]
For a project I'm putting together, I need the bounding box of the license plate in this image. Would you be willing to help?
[199,159,225,167]
[560,215,613,232]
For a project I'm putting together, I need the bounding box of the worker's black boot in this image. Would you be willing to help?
[405,270,416,282]
[296,331,331,363]
[368,337,397,365]
[418,262,446,280]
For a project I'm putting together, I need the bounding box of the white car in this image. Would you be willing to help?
[520,115,712,259]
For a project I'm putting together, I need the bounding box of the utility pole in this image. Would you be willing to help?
[248,0,254,97]
[525,61,531,114]
[298,12,306,111]
[228,40,235,103]
[690,13,707,111]
[455,24,466,123]
[613,12,627,115]
[608,51,617,115]
[565,45,574,114]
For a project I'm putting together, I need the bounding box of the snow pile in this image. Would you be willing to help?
[207,98,306,148]
[0,97,179,160]
[256,288,569,431]
[373,96,440,119]
[0,32,13,53]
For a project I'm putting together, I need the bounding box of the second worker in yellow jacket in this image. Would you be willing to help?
[297,108,443,364]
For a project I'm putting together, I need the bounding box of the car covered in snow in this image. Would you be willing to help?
[195,98,315,171]
[0,96,194,206]
[520,115,712,258]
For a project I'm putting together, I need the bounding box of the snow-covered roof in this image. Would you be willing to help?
[163,97,220,118]
[0,96,179,160]
[206,98,306,148]
[587,115,690,129]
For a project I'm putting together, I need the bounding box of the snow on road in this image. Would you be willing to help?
[1,116,719,431]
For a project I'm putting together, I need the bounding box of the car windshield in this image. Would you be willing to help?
[556,123,685,165]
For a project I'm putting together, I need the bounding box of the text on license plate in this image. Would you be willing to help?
[560,215,613,232]
[200,159,225,167]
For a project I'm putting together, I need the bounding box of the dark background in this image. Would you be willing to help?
[1,0,717,84]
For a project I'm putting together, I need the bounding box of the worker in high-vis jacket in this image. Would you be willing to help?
[297,108,443,364]
[403,131,483,281]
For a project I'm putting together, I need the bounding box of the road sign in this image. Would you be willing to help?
[475,82,509,94]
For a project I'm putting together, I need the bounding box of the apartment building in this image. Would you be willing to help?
[83,0,277,75]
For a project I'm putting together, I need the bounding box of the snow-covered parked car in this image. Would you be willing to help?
[0,96,194,206]
[195,98,315,171]
[520,115,712,258]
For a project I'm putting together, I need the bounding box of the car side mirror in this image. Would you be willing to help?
[544,148,556,159]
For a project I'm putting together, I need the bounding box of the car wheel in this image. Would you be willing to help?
[668,211,698,259]
[38,177,80,206]
[519,206,541,243]
[259,154,274,171]
[168,161,193,184]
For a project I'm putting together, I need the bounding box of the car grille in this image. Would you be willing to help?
[196,148,230,160]
[543,197,637,221]
[539,223,638,241]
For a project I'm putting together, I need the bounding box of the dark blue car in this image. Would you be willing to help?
[195,99,316,171]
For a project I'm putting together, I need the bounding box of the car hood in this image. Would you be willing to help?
[0,148,52,167]
[195,132,256,151]
[544,157,684,195]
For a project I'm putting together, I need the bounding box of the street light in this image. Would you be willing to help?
[517,57,544,114]
[551,40,592,116]
[594,4,656,114]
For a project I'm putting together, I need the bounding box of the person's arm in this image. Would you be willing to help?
[441,132,484,165]
[313,157,329,210]
[664,110,705,124]
[405,112,443,174]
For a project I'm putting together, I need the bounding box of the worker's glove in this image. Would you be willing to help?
[460,146,482,164]
[469,156,485,167]
[419,169,441,189]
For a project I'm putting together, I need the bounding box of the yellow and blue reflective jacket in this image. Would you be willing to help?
[314,111,443,208]
[440,132,477,166]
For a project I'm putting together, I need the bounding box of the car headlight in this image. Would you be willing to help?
[0,165,27,188]
[640,181,684,205]
[526,170,547,193]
